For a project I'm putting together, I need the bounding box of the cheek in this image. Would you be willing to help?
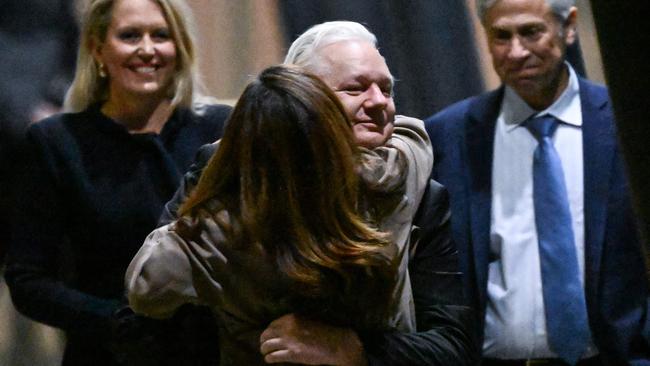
[337,95,361,120]
[386,100,396,118]
[163,45,177,63]
[488,46,508,66]
[384,123,395,138]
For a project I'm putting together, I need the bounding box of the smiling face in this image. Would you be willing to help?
[92,0,177,104]
[484,0,577,109]
[314,40,395,149]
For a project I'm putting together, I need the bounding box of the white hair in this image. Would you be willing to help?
[475,0,575,25]
[284,21,377,75]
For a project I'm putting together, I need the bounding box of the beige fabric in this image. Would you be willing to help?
[127,218,290,365]
[363,115,433,331]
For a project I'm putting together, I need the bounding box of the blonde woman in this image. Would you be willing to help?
[4,0,230,364]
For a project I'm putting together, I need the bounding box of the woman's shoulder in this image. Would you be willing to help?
[27,108,100,145]
[172,103,231,138]
[182,103,232,125]
[193,102,232,118]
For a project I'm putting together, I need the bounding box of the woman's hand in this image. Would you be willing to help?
[259,313,368,366]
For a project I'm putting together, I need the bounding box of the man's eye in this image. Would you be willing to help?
[520,26,543,39]
[493,30,511,41]
[381,88,393,97]
[337,88,363,96]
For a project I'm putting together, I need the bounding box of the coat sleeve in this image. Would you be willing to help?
[360,180,480,366]
[127,216,229,320]
[158,142,218,226]
[126,225,202,319]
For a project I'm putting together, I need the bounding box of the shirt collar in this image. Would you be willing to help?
[501,62,582,132]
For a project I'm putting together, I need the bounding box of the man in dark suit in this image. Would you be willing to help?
[425,0,649,365]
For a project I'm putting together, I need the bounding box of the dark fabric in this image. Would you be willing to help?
[160,145,479,365]
[361,179,480,365]
[4,104,231,365]
[277,0,485,119]
[482,355,603,366]
[0,0,78,264]
[425,78,650,364]
[590,1,650,266]
[158,143,218,226]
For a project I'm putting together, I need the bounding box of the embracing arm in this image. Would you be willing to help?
[126,225,200,319]
[128,214,229,319]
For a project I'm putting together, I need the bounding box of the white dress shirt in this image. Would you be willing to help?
[483,64,597,359]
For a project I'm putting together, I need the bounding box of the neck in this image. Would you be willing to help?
[101,97,174,134]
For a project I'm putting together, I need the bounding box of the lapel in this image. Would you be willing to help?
[579,78,614,301]
[464,88,503,309]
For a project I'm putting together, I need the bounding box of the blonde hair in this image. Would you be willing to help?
[64,0,202,112]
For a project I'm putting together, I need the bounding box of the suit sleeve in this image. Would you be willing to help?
[360,180,480,366]
[158,142,218,226]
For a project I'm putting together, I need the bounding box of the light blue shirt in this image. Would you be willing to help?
[483,64,597,359]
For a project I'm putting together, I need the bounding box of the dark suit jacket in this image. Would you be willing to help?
[425,78,649,364]
[159,142,480,365]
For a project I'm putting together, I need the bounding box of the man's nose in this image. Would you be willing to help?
[507,36,530,59]
[363,84,388,108]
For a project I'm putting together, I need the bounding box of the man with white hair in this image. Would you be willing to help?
[426,0,650,365]
[160,21,477,366]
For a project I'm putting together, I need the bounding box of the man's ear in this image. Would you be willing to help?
[563,6,578,46]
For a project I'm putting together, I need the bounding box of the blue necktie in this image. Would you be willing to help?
[526,115,590,365]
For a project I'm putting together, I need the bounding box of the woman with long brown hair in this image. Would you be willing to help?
[126,65,398,365]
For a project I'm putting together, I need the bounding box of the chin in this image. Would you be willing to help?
[357,134,388,149]
[127,84,166,96]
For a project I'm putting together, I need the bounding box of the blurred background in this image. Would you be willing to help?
[188,0,604,117]
[1,0,639,365]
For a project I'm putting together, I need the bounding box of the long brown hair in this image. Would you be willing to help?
[179,65,396,328]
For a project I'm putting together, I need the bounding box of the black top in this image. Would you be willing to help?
[5,103,231,365]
